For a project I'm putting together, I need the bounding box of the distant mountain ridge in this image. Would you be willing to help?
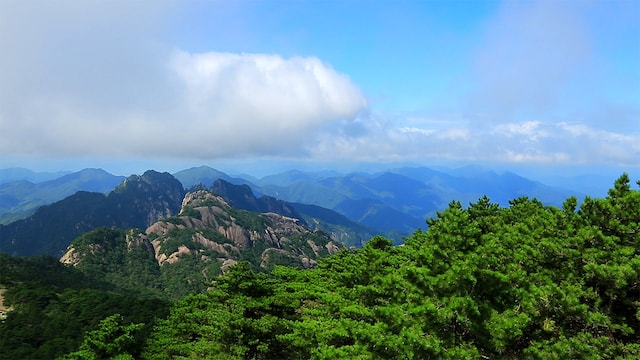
[209,178,382,247]
[1,165,587,250]
[0,167,72,184]
[0,170,184,256]
[0,168,125,224]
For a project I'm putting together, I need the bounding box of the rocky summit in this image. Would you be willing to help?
[60,188,342,299]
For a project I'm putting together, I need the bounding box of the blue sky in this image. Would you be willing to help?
[0,0,638,177]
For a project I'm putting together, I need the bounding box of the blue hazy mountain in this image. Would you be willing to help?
[173,166,255,189]
[1,164,586,248]
[0,171,184,256]
[0,167,72,185]
[0,168,125,224]
[255,166,583,233]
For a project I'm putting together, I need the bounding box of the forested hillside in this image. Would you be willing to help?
[138,174,640,359]
[0,170,185,256]
[0,174,638,359]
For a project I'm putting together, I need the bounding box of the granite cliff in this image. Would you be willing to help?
[60,189,342,299]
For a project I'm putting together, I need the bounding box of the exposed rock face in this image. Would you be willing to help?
[147,189,342,270]
[60,228,156,267]
[57,189,343,299]
[59,247,81,266]
[1,170,185,257]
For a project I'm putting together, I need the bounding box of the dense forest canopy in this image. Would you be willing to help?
[1,174,638,359]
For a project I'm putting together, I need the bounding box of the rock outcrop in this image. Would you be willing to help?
[147,189,341,270]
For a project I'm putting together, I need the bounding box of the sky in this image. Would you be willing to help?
[0,0,638,177]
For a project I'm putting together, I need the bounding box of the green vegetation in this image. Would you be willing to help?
[141,174,640,359]
[228,207,268,232]
[0,170,185,257]
[69,228,165,298]
[180,205,202,219]
[1,174,638,359]
[0,255,169,359]
[61,314,144,360]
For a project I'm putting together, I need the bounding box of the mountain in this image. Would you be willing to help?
[209,178,384,246]
[291,202,386,247]
[0,167,71,184]
[0,253,171,360]
[0,168,125,224]
[0,165,584,250]
[256,169,339,186]
[173,165,254,189]
[211,179,304,222]
[255,166,582,234]
[399,166,583,206]
[256,172,435,232]
[0,170,184,257]
[61,189,343,299]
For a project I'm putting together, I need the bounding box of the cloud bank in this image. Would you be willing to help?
[308,116,639,167]
[0,0,637,170]
[0,49,366,158]
[0,0,366,160]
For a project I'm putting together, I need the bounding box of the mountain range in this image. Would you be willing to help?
[177,165,584,233]
[0,165,590,256]
[0,171,184,256]
[0,168,125,224]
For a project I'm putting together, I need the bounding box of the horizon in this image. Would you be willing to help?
[2,162,639,198]
[1,0,638,176]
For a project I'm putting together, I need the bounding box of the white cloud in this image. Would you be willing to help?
[0,1,367,160]
[308,116,639,167]
[0,0,636,171]
[0,46,366,158]
[399,127,434,136]
[171,51,366,143]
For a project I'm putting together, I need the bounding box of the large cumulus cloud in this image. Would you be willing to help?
[169,51,366,156]
[0,1,366,159]
[0,48,366,158]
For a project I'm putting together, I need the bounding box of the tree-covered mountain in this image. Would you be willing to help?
[0,168,125,224]
[0,170,184,257]
[60,189,343,300]
[0,253,171,359]
[258,167,582,231]
[174,165,255,189]
[142,174,640,359]
[210,179,303,221]
[1,165,583,244]
[0,170,374,258]
[0,188,344,359]
[0,174,637,359]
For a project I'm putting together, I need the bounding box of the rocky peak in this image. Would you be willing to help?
[181,189,229,209]
[109,171,185,229]
[147,189,342,271]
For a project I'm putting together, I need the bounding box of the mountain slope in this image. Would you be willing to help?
[0,168,125,224]
[0,167,71,184]
[256,166,582,234]
[0,170,184,257]
[173,165,254,189]
[61,189,343,299]
[210,178,385,246]
[211,179,304,223]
